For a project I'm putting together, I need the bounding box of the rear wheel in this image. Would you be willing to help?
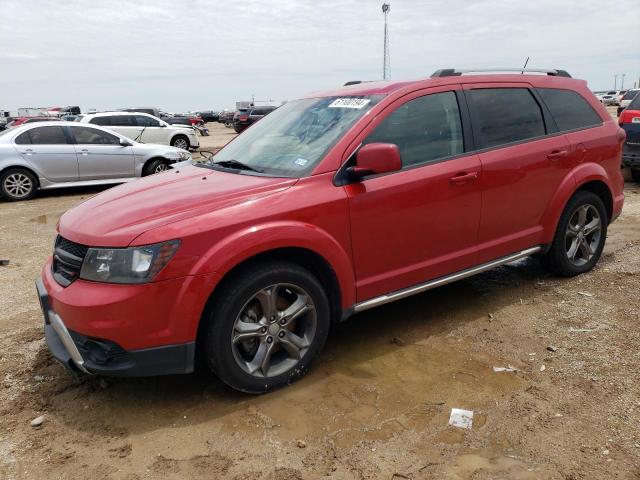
[204,261,330,393]
[143,159,170,176]
[631,169,640,183]
[170,135,189,150]
[0,168,37,201]
[542,191,607,277]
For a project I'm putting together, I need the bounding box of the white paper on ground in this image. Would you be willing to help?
[448,408,474,429]
[493,365,517,372]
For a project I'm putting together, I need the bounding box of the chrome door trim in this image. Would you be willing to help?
[353,246,542,313]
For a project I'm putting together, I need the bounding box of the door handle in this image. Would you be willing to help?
[546,150,568,160]
[449,171,479,184]
[80,149,89,155]
[23,149,34,155]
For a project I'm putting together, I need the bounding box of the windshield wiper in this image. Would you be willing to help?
[213,159,263,173]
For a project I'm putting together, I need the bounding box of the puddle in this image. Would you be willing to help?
[445,451,549,479]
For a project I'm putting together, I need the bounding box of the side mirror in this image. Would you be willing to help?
[348,143,401,180]
[119,138,132,146]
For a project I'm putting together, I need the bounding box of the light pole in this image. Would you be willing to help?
[621,73,626,90]
[614,74,618,90]
[382,3,390,80]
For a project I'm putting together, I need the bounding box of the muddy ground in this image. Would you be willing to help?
[1,122,640,479]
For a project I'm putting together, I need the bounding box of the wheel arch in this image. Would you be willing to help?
[0,164,41,188]
[541,164,614,244]
[170,133,189,147]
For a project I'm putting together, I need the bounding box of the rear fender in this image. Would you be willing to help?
[540,163,611,244]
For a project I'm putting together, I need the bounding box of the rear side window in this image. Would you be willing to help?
[467,88,545,149]
[111,116,136,127]
[89,116,111,126]
[537,88,602,132]
[71,126,120,145]
[22,126,69,144]
[364,91,464,167]
[623,90,640,101]
[15,131,31,144]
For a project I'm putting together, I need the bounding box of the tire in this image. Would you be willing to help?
[170,135,189,150]
[542,191,607,277]
[0,168,38,201]
[204,261,331,393]
[143,158,170,176]
[631,169,640,183]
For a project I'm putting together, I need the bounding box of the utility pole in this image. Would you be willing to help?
[621,73,626,90]
[614,74,618,90]
[382,3,390,80]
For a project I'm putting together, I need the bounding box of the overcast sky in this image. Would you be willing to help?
[1,0,638,113]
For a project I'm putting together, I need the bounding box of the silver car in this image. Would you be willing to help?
[0,121,192,201]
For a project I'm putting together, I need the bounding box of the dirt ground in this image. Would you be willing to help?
[1,121,640,480]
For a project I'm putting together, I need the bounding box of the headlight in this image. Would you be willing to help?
[79,240,180,284]
[177,151,191,160]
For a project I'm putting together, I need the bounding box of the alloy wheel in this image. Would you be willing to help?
[153,163,169,173]
[564,204,602,266]
[4,173,33,198]
[173,138,188,150]
[231,283,317,378]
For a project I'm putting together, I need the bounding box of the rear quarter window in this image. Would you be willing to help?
[536,88,602,132]
[89,116,112,126]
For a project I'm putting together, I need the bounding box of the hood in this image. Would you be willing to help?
[58,165,297,247]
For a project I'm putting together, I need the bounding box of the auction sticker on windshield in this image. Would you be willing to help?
[328,98,371,109]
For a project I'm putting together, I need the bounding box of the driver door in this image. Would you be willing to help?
[345,86,483,301]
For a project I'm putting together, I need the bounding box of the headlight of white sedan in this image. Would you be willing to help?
[177,151,191,160]
[79,240,180,284]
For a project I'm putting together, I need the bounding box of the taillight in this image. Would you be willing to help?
[619,110,640,125]
[239,116,248,121]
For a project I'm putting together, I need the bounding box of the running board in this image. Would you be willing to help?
[353,246,542,313]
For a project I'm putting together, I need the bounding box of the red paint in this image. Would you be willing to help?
[43,73,625,354]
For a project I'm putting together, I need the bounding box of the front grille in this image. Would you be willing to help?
[52,235,88,287]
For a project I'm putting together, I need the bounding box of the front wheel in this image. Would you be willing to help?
[204,261,331,393]
[142,159,170,176]
[170,135,189,150]
[542,191,607,277]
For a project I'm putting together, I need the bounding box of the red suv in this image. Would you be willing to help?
[37,69,625,393]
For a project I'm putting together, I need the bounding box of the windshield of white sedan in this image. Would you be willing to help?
[203,95,383,177]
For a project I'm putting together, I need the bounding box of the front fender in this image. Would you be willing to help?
[540,163,612,244]
[190,221,356,309]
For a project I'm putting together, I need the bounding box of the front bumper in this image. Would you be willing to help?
[36,269,212,377]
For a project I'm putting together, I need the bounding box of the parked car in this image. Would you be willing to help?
[37,69,624,393]
[218,110,234,125]
[617,89,640,116]
[233,106,277,133]
[7,116,62,128]
[620,93,640,182]
[162,113,204,126]
[196,111,219,122]
[0,122,192,201]
[77,112,199,150]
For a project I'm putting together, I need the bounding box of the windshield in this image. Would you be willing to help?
[204,95,383,177]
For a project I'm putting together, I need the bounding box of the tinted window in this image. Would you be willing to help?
[15,131,31,144]
[27,126,69,144]
[622,90,639,101]
[108,116,135,127]
[135,115,160,127]
[89,116,112,126]
[537,88,602,131]
[468,88,545,148]
[364,91,464,167]
[72,126,120,145]
[629,94,640,110]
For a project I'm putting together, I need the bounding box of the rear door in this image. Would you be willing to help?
[464,84,572,262]
[14,125,78,182]
[70,126,135,179]
[93,115,144,142]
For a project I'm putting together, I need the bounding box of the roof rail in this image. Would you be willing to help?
[431,68,572,78]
